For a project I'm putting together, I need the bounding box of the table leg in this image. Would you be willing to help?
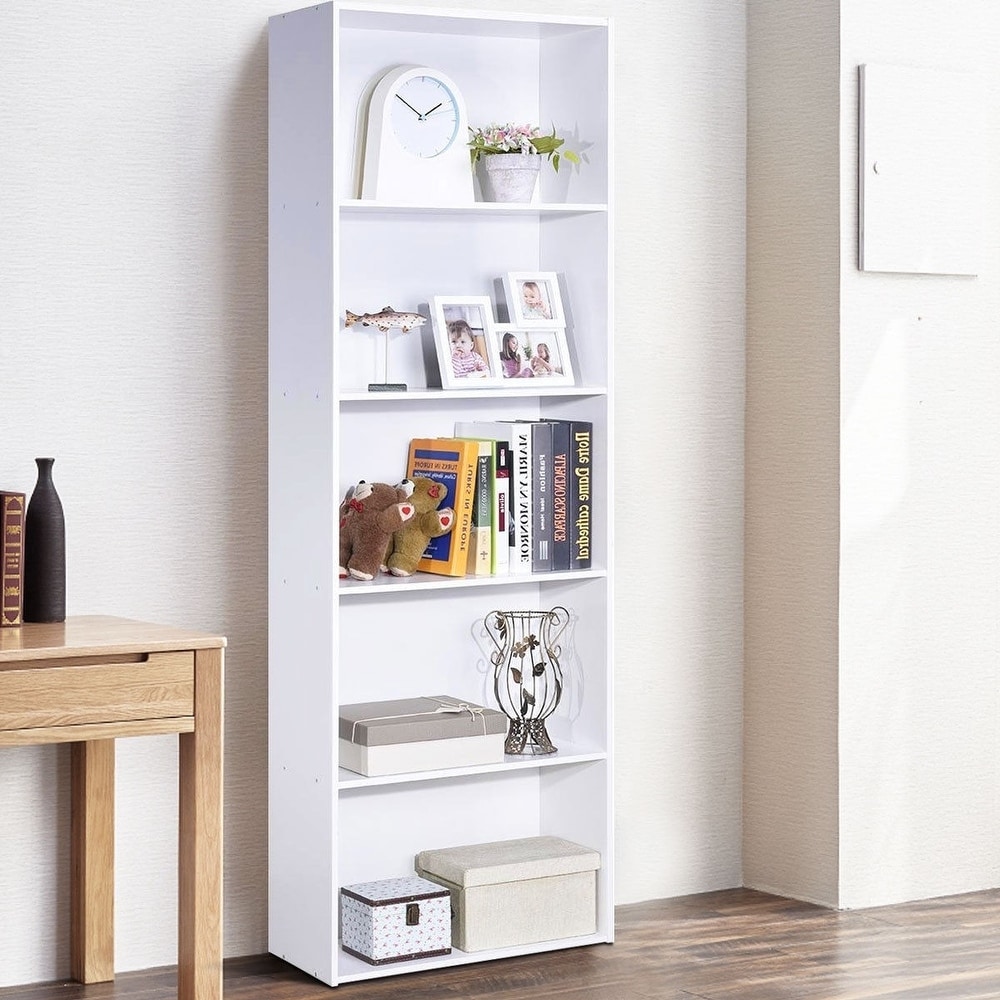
[70,739,115,983]
[178,645,224,1000]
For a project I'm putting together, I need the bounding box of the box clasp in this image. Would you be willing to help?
[406,902,421,925]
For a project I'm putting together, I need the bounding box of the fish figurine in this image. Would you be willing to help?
[345,306,427,333]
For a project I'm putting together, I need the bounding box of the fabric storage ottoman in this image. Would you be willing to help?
[339,694,507,776]
[340,875,452,965]
[415,835,601,952]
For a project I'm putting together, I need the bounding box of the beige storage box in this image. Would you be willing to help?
[415,835,601,952]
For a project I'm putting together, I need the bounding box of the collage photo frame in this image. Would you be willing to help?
[430,275,576,390]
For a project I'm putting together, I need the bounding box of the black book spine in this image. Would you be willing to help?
[569,422,593,570]
[547,421,571,571]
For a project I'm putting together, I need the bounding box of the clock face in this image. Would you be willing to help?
[389,74,460,158]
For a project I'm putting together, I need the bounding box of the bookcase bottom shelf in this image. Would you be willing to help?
[336,932,613,983]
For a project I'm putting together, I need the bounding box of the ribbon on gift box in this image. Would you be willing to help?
[349,696,488,745]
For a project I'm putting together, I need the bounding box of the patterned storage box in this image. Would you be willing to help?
[340,875,452,965]
[415,835,601,952]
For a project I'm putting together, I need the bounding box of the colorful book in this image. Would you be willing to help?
[466,440,493,577]
[453,422,518,574]
[545,421,571,571]
[568,421,593,570]
[406,438,480,577]
[1,491,26,627]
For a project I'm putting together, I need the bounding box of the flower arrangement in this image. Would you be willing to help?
[467,123,581,173]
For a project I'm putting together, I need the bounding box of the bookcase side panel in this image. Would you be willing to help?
[268,3,339,985]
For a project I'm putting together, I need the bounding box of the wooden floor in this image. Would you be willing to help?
[4,887,1000,999]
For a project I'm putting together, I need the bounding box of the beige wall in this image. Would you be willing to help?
[744,0,842,906]
[0,0,747,984]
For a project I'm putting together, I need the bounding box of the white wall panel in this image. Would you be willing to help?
[838,0,1000,909]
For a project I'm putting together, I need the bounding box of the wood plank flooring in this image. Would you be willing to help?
[4,887,1000,999]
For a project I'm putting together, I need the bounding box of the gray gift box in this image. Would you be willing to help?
[339,695,508,776]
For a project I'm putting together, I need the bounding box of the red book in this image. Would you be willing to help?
[1,491,26,626]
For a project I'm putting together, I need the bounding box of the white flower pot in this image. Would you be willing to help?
[478,155,542,203]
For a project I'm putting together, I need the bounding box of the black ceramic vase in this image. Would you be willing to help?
[23,457,66,623]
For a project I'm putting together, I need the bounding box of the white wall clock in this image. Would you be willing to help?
[360,65,474,204]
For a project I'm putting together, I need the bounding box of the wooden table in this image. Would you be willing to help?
[0,616,225,1000]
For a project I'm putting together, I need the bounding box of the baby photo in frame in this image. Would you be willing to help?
[431,296,501,388]
[492,324,575,386]
[502,272,566,327]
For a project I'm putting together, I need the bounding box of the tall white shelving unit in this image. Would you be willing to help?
[268,2,613,986]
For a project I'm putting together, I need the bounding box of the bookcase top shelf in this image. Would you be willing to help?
[337,5,609,37]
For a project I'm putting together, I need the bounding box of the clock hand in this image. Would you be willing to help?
[395,94,423,117]
[423,107,457,122]
[421,102,443,117]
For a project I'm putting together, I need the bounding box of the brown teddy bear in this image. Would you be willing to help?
[339,480,415,581]
[387,476,454,577]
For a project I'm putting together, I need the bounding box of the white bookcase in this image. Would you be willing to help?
[268,2,613,986]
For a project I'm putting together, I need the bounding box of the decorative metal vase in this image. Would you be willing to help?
[477,155,541,203]
[23,457,66,623]
[484,606,570,754]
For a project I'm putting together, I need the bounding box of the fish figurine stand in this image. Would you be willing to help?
[345,306,428,392]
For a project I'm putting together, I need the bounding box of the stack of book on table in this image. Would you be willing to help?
[1,491,25,626]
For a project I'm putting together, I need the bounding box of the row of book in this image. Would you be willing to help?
[404,419,593,578]
[1,491,25,626]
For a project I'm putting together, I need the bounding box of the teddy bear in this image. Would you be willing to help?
[387,476,455,577]
[339,479,415,581]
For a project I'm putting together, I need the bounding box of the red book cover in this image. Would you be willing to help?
[1,491,26,626]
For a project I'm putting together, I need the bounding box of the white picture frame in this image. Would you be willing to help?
[502,272,566,327]
[431,296,501,388]
[491,324,575,387]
